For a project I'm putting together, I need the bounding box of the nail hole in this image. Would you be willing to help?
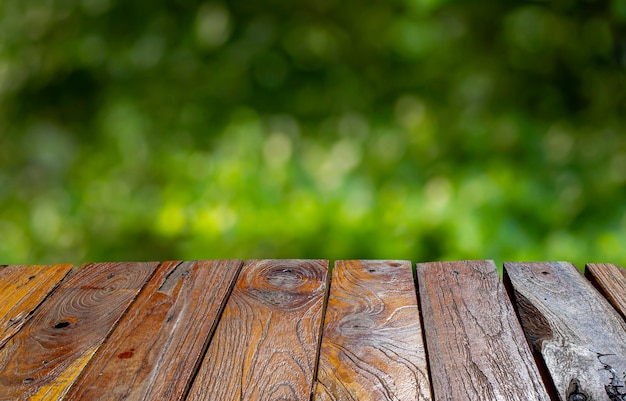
[368,269,376,272]
[452,270,459,276]
[107,274,114,279]
[54,321,70,329]
[541,271,549,275]
[28,275,36,280]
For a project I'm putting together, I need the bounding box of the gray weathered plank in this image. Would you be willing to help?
[585,263,626,321]
[505,261,626,401]
[314,260,431,400]
[417,260,550,401]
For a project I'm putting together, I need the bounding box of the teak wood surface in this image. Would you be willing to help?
[315,260,431,401]
[0,264,73,349]
[187,259,329,401]
[585,263,626,321]
[1,259,625,401]
[65,260,242,401]
[0,262,157,401]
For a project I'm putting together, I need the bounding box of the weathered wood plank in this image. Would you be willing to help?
[187,259,329,401]
[314,260,431,401]
[585,263,626,321]
[417,260,549,401]
[505,261,626,401]
[0,264,73,349]
[0,262,157,400]
[65,259,242,401]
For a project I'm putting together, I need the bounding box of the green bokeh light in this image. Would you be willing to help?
[1,0,625,270]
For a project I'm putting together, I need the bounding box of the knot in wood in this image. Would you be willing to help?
[568,394,587,401]
[240,261,325,309]
[567,380,588,401]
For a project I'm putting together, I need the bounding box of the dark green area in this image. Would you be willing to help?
[1,0,625,267]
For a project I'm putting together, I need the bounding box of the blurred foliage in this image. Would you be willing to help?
[1,0,625,269]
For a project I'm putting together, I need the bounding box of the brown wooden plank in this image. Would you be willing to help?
[65,259,242,401]
[186,259,329,401]
[585,263,626,321]
[314,260,431,401]
[505,261,626,401]
[417,260,550,401]
[0,264,73,349]
[0,262,157,400]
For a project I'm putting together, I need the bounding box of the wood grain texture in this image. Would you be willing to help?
[585,263,626,321]
[505,261,626,401]
[66,260,241,400]
[65,259,243,401]
[187,259,329,401]
[0,264,73,349]
[314,260,431,401]
[0,262,157,401]
[417,260,549,401]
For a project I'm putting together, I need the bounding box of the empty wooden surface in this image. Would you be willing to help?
[416,260,549,401]
[0,262,157,401]
[0,264,73,349]
[3,258,626,401]
[187,259,329,401]
[505,262,626,401]
[65,259,242,401]
[585,263,626,321]
[314,260,431,401]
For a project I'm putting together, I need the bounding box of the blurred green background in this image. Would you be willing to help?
[1,0,625,268]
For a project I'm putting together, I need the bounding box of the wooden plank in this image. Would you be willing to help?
[585,263,626,321]
[314,260,431,401]
[0,262,157,400]
[186,259,329,401]
[65,259,243,401]
[416,260,549,401]
[0,264,73,349]
[505,261,626,401]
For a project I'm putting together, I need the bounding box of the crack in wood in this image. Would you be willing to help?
[567,379,588,401]
[157,261,187,296]
[598,353,626,400]
[513,290,553,352]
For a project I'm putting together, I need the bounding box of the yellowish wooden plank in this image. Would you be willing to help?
[0,264,73,348]
[0,262,157,400]
[314,260,431,400]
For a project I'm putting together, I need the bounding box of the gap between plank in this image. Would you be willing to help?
[309,259,333,401]
[502,264,560,401]
[62,261,168,398]
[180,259,245,401]
[413,262,436,401]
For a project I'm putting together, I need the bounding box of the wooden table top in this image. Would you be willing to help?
[0,259,625,401]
